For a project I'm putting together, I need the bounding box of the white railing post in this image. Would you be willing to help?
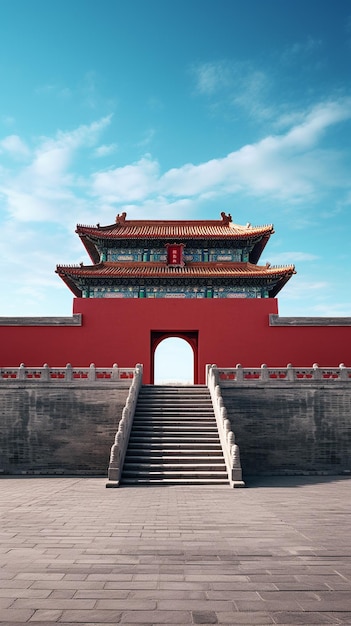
[111,363,119,381]
[312,363,322,381]
[65,363,73,382]
[260,363,269,382]
[88,363,96,381]
[286,363,295,382]
[235,364,243,382]
[339,363,348,382]
[42,363,50,382]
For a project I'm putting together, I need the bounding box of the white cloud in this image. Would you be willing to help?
[0,135,30,159]
[282,36,323,63]
[278,279,351,317]
[137,129,156,148]
[308,302,351,316]
[91,156,160,203]
[115,197,196,220]
[0,99,350,229]
[262,252,318,265]
[1,115,15,127]
[154,99,351,203]
[282,279,328,297]
[0,116,112,222]
[0,219,79,315]
[94,143,118,157]
[35,84,72,99]
[192,61,232,95]
[191,60,273,120]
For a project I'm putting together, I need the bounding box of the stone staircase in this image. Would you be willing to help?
[121,385,229,485]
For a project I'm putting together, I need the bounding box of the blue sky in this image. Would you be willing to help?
[1,0,351,321]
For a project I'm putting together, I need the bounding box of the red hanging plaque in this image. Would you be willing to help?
[166,243,185,266]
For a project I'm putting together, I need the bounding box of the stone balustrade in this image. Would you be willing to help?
[206,365,245,487]
[106,363,143,486]
[0,363,136,383]
[213,363,351,384]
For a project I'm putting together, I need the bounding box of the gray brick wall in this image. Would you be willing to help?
[0,384,129,474]
[3,381,350,478]
[221,385,351,476]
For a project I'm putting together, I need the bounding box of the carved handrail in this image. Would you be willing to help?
[215,363,351,384]
[206,364,245,488]
[106,363,143,487]
[0,363,136,382]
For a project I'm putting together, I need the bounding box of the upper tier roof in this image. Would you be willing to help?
[76,212,274,264]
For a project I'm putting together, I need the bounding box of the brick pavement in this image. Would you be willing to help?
[0,476,351,625]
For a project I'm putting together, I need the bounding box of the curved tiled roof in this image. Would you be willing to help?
[76,221,274,240]
[56,260,295,298]
[76,215,274,265]
[57,261,295,279]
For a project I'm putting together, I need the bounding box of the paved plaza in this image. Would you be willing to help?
[1,476,351,625]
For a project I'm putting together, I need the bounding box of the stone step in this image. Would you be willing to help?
[137,396,212,400]
[121,477,229,485]
[134,410,215,415]
[138,390,210,394]
[125,451,223,459]
[137,398,211,403]
[123,471,227,479]
[139,391,210,394]
[133,423,216,428]
[140,386,207,391]
[122,469,228,479]
[132,420,216,425]
[125,457,225,472]
[135,415,214,419]
[128,435,221,443]
[124,456,225,464]
[133,424,216,429]
[133,424,217,429]
[127,441,222,449]
[129,437,220,444]
[127,451,222,458]
[138,395,211,406]
[137,408,212,412]
[134,415,214,420]
[135,408,213,413]
[121,385,228,486]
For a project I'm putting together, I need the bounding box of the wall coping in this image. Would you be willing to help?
[0,314,82,326]
[270,314,351,326]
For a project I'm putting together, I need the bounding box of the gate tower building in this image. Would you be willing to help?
[56,212,295,301]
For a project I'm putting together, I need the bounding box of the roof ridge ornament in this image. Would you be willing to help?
[220,212,232,225]
[116,212,127,224]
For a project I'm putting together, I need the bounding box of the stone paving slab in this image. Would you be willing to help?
[0,475,351,624]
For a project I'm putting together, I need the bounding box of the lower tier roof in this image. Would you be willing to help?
[56,261,295,298]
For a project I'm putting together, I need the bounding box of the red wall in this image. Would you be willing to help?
[1,298,350,384]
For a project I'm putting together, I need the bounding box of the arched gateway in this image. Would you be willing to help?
[55,212,295,384]
[151,332,198,384]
